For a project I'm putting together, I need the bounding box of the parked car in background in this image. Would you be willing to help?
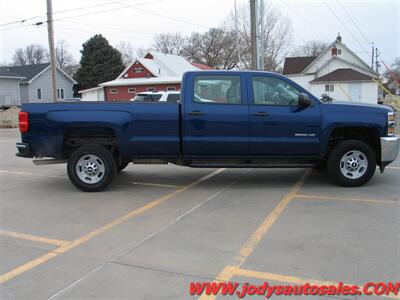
[131,91,180,102]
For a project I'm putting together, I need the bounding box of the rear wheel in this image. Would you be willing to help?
[67,144,116,192]
[327,140,376,187]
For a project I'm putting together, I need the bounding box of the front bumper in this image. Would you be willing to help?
[16,142,33,158]
[381,136,399,163]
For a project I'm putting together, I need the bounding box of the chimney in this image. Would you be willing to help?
[331,45,338,56]
[336,32,342,42]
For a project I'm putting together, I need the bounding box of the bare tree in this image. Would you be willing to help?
[12,44,49,65]
[63,64,80,77]
[291,40,329,57]
[116,41,148,66]
[153,33,186,55]
[183,28,239,69]
[224,1,293,71]
[55,40,74,69]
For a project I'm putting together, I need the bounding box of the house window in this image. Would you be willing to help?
[338,49,342,55]
[325,84,334,92]
[128,88,136,94]
[147,87,155,92]
[36,88,42,101]
[57,88,65,99]
[166,86,176,91]
[110,89,118,94]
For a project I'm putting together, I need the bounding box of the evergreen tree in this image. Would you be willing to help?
[74,34,124,89]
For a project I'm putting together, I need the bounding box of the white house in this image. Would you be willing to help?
[283,34,379,104]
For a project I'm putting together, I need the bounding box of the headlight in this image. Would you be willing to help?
[388,112,396,136]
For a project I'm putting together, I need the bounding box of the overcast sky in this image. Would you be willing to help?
[0,0,399,69]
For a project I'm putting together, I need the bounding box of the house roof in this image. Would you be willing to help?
[78,86,104,93]
[0,68,25,79]
[118,51,201,79]
[100,76,182,87]
[310,68,373,83]
[282,56,317,75]
[0,63,50,82]
[0,63,76,84]
[191,63,214,70]
[302,38,377,76]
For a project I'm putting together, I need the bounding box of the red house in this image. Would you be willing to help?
[98,51,209,101]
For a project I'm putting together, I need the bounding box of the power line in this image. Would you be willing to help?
[54,0,165,22]
[0,16,42,27]
[280,1,330,43]
[55,25,153,42]
[114,0,211,29]
[321,0,369,55]
[335,0,372,47]
[0,0,152,28]
[0,0,165,33]
[59,20,153,37]
[2,0,210,34]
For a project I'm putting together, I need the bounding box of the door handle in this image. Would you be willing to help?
[252,111,269,117]
[188,111,204,116]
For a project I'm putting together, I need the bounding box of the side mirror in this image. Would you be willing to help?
[298,93,312,107]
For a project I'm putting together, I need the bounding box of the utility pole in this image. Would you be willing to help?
[46,0,57,102]
[371,42,374,69]
[234,0,240,69]
[375,47,380,73]
[259,0,264,70]
[250,0,259,70]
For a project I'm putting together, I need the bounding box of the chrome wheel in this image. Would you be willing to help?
[75,154,105,184]
[339,150,368,179]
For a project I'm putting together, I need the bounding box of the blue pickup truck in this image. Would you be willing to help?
[16,71,399,191]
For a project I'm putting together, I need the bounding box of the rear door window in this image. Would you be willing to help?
[194,75,242,104]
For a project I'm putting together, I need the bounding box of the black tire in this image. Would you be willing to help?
[327,139,376,187]
[117,160,130,173]
[67,144,117,192]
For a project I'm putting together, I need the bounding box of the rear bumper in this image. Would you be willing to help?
[16,142,33,158]
[381,136,399,163]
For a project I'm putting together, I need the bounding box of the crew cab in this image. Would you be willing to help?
[16,71,399,191]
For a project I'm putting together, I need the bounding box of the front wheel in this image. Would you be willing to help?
[67,144,117,192]
[327,140,376,187]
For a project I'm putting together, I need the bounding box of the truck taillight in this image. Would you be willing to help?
[19,111,29,133]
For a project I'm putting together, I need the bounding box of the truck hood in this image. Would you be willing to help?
[324,100,393,113]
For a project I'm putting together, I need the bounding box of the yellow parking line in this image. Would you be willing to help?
[199,170,311,300]
[0,230,70,247]
[129,181,182,189]
[296,194,398,204]
[235,268,400,300]
[0,168,225,284]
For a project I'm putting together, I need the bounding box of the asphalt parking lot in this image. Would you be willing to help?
[0,128,399,300]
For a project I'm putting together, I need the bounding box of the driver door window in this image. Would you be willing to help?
[251,76,300,106]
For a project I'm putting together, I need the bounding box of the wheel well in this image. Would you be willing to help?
[328,127,381,164]
[63,127,119,158]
